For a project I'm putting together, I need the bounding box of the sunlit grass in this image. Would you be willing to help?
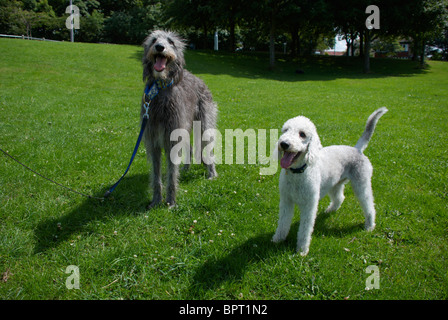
[0,38,447,300]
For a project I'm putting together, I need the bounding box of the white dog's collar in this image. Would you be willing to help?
[289,163,307,174]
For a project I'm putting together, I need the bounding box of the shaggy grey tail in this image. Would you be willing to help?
[355,107,388,153]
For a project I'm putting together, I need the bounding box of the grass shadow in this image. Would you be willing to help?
[33,164,209,254]
[130,46,428,83]
[33,173,149,253]
[187,231,289,298]
[188,210,363,298]
[314,210,365,238]
[129,48,143,65]
[185,50,429,82]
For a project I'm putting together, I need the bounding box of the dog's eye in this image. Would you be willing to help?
[299,131,306,138]
[151,38,157,45]
[167,38,175,47]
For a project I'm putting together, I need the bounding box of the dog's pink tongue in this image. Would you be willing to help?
[281,152,296,169]
[154,56,167,72]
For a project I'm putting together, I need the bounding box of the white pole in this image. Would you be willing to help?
[214,31,218,51]
[70,0,74,42]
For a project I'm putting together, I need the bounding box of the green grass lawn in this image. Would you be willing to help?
[0,38,447,300]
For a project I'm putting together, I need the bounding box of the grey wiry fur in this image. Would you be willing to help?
[273,107,388,256]
[141,30,218,209]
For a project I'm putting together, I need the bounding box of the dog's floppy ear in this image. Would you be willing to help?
[170,32,187,59]
[142,36,153,81]
[304,130,322,165]
[272,140,281,161]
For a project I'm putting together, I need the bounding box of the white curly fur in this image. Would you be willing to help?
[272,107,388,256]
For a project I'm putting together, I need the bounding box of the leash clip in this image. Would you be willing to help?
[143,100,150,119]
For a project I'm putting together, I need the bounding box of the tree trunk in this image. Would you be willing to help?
[351,34,356,57]
[229,15,235,52]
[290,26,299,57]
[363,30,371,73]
[419,38,426,67]
[345,34,350,56]
[203,24,208,49]
[359,30,364,57]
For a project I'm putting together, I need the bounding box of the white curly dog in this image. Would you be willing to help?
[272,107,388,256]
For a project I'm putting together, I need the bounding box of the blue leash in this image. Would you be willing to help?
[103,116,148,198]
[1,80,173,201]
[104,80,172,198]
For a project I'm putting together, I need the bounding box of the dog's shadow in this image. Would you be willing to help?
[187,210,363,297]
[33,173,149,253]
[33,165,213,253]
[314,209,365,238]
[187,231,288,298]
[33,163,214,253]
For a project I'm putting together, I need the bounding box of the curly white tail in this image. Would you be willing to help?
[355,107,388,153]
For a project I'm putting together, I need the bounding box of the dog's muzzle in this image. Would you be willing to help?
[279,141,302,169]
[152,44,168,72]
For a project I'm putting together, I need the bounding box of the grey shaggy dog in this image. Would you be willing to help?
[141,30,218,209]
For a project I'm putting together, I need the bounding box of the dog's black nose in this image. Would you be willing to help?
[155,44,165,52]
[280,141,290,150]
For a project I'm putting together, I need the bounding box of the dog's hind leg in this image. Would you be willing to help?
[202,138,217,179]
[197,102,218,179]
[182,144,193,171]
[325,180,347,213]
[351,178,376,231]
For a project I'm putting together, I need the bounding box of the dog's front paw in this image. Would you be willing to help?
[146,199,162,210]
[207,168,218,180]
[296,240,310,256]
[296,247,309,257]
[272,232,286,243]
[166,201,177,209]
[365,222,375,232]
[207,173,218,180]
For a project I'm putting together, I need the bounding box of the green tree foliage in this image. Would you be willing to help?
[1,0,446,67]
[0,0,58,38]
[102,1,164,44]
[402,0,448,66]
